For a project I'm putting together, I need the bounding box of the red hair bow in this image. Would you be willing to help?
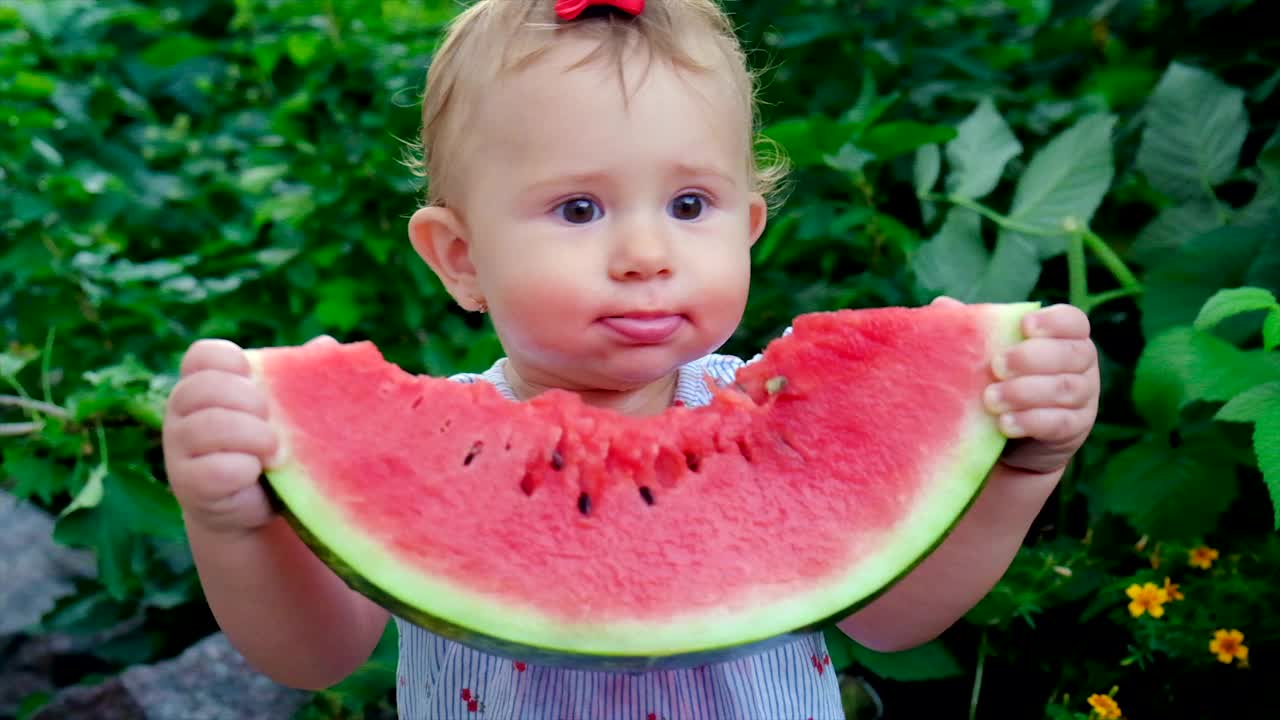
[555,0,645,21]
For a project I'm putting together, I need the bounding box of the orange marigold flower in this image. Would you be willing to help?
[1125,582,1168,618]
[1189,546,1219,569]
[1209,629,1249,664]
[1087,693,1122,719]
[1162,576,1184,601]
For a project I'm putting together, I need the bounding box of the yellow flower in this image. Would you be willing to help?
[1189,546,1219,569]
[1209,629,1249,664]
[1088,692,1123,719]
[1125,582,1169,618]
[1162,576,1184,601]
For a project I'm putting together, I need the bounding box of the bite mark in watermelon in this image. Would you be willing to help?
[245,302,1035,670]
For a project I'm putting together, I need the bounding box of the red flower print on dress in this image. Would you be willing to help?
[459,688,484,713]
[811,653,831,675]
[514,661,527,672]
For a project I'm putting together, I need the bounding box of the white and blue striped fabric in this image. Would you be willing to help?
[393,351,844,719]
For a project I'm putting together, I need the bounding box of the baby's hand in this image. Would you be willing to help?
[163,338,286,536]
[981,303,1100,474]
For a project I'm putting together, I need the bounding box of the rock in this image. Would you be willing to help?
[122,633,311,720]
[0,492,97,716]
[1,494,308,719]
[32,633,311,720]
[0,492,95,637]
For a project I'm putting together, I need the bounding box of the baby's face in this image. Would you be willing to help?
[449,36,766,394]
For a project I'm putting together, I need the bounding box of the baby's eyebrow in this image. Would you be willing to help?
[523,171,615,194]
[519,163,739,197]
[668,162,739,189]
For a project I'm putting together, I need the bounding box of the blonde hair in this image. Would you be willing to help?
[411,0,788,208]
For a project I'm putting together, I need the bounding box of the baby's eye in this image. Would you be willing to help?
[669,193,705,221]
[558,198,602,224]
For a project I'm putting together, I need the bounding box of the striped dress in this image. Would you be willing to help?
[394,352,845,719]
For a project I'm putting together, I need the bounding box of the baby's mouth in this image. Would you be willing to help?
[597,313,686,343]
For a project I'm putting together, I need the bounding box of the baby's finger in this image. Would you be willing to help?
[1024,304,1091,339]
[304,335,338,346]
[168,452,264,504]
[998,407,1093,442]
[172,408,279,461]
[180,339,249,378]
[993,338,1097,379]
[930,295,964,307]
[168,371,270,420]
[985,374,1094,414]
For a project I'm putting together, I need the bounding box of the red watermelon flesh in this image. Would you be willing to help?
[245,302,1033,669]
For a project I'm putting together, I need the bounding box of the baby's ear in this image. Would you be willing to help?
[747,192,768,247]
[408,206,483,311]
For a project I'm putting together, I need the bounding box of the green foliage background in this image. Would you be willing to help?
[2,0,1278,718]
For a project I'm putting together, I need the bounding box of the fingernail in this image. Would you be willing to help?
[984,385,1008,415]
[991,353,1010,380]
[1000,413,1025,438]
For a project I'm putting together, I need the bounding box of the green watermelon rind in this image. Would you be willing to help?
[249,302,1034,669]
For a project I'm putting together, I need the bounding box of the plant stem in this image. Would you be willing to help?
[0,395,70,420]
[0,422,41,436]
[1066,232,1088,310]
[1081,230,1140,290]
[925,193,1053,237]
[41,327,55,405]
[969,631,989,720]
[1087,286,1143,309]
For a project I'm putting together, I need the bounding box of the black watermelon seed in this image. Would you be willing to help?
[684,451,701,472]
[639,486,655,506]
[519,473,536,496]
[411,395,423,409]
[551,449,565,470]
[463,441,483,466]
[577,492,591,516]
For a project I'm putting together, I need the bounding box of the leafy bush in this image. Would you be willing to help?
[2,0,1277,718]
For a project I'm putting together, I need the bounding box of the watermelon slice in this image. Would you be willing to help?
[245,302,1034,670]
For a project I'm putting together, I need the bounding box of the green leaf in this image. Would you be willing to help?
[1261,128,1280,186]
[1194,287,1278,332]
[1257,406,1280,530]
[1129,200,1223,262]
[945,98,1022,200]
[911,209,1041,303]
[0,344,39,380]
[1132,327,1280,430]
[847,639,965,682]
[1139,226,1279,339]
[138,35,216,68]
[1007,113,1116,255]
[857,122,956,161]
[54,465,185,600]
[974,231,1042,302]
[1216,381,1280,423]
[823,144,874,175]
[11,70,57,98]
[314,278,364,332]
[1266,308,1280,351]
[1097,436,1236,539]
[2,451,70,504]
[762,116,856,169]
[911,208,985,298]
[1135,62,1249,203]
[238,164,289,194]
[914,144,940,197]
[286,33,324,67]
[61,463,106,517]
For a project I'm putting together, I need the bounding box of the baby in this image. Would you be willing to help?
[161,1,1100,718]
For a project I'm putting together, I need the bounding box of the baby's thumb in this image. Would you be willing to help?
[304,335,339,346]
